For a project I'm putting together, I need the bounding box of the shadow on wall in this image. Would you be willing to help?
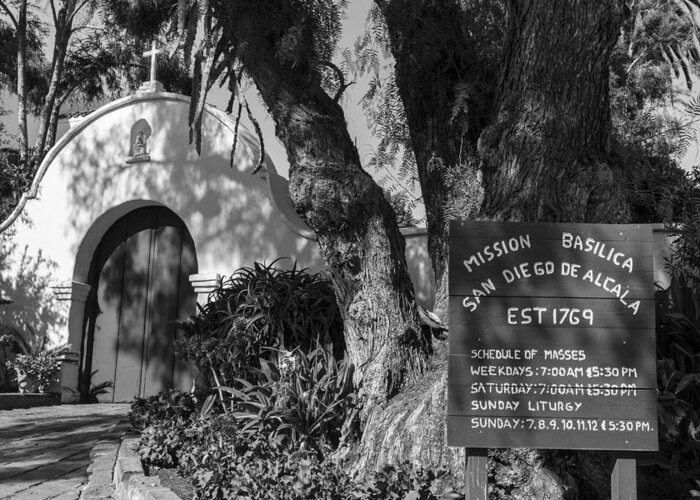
[0,230,67,391]
[59,101,322,274]
[84,206,197,401]
[0,231,67,348]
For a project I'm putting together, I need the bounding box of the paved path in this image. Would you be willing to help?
[0,404,130,500]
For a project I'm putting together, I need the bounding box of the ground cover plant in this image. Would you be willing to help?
[131,260,459,498]
[131,389,456,499]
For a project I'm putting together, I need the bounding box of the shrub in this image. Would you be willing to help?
[134,392,454,499]
[666,167,700,283]
[175,261,344,388]
[652,273,700,497]
[139,416,193,467]
[129,389,200,432]
[187,430,354,500]
[357,463,450,500]
[385,190,417,227]
[224,346,357,457]
[179,417,449,500]
[5,343,69,393]
[131,390,205,468]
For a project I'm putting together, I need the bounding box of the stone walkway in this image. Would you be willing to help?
[0,404,130,500]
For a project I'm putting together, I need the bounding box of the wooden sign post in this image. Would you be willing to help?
[447,222,657,499]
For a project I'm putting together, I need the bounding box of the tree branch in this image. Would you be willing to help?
[49,0,57,26]
[66,0,91,25]
[229,100,242,168]
[626,49,646,74]
[0,0,18,28]
[319,60,352,103]
[243,96,265,175]
[16,0,28,161]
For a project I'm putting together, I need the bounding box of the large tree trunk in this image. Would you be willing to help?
[360,2,629,498]
[478,0,628,223]
[216,2,430,412]
[377,0,501,320]
[357,0,488,480]
[474,1,628,498]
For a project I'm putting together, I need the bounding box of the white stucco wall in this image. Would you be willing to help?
[6,91,327,347]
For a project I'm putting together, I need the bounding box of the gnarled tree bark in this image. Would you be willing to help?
[357,2,628,498]
[377,0,501,320]
[478,0,628,224]
[215,1,430,414]
[477,2,627,498]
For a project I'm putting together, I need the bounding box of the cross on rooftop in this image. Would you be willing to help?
[143,41,164,83]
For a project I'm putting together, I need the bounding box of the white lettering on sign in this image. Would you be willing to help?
[471,400,520,411]
[543,349,586,361]
[462,234,532,272]
[561,232,634,273]
[560,262,581,277]
[527,400,582,412]
[461,279,497,312]
[469,417,655,433]
[580,269,640,315]
[502,261,555,283]
[470,383,534,394]
[470,417,522,429]
[470,349,522,360]
[469,383,641,397]
[470,365,534,377]
[506,307,594,326]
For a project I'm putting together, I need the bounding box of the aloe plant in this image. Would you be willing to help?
[175,260,345,389]
[215,346,357,458]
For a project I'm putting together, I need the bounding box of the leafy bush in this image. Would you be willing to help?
[5,343,70,393]
[667,167,700,283]
[129,389,200,431]
[177,415,449,500]
[223,346,357,457]
[139,417,193,467]
[175,261,344,389]
[653,273,700,496]
[356,463,451,499]
[0,150,36,224]
[187,430,354,499]
[135,389,453,499]
[131,390,204,468]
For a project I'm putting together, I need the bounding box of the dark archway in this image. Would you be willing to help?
[79,205,197,402]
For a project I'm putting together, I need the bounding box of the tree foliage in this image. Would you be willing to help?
[0,0,195,226]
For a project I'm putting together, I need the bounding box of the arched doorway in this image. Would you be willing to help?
[80,206,197,402]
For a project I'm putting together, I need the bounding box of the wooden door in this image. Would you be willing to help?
[81,206,197,402]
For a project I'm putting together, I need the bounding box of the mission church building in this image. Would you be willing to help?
[3,50,675,405]
[2,53,435,404]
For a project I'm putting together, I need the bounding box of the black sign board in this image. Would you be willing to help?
[447,222,658,451]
